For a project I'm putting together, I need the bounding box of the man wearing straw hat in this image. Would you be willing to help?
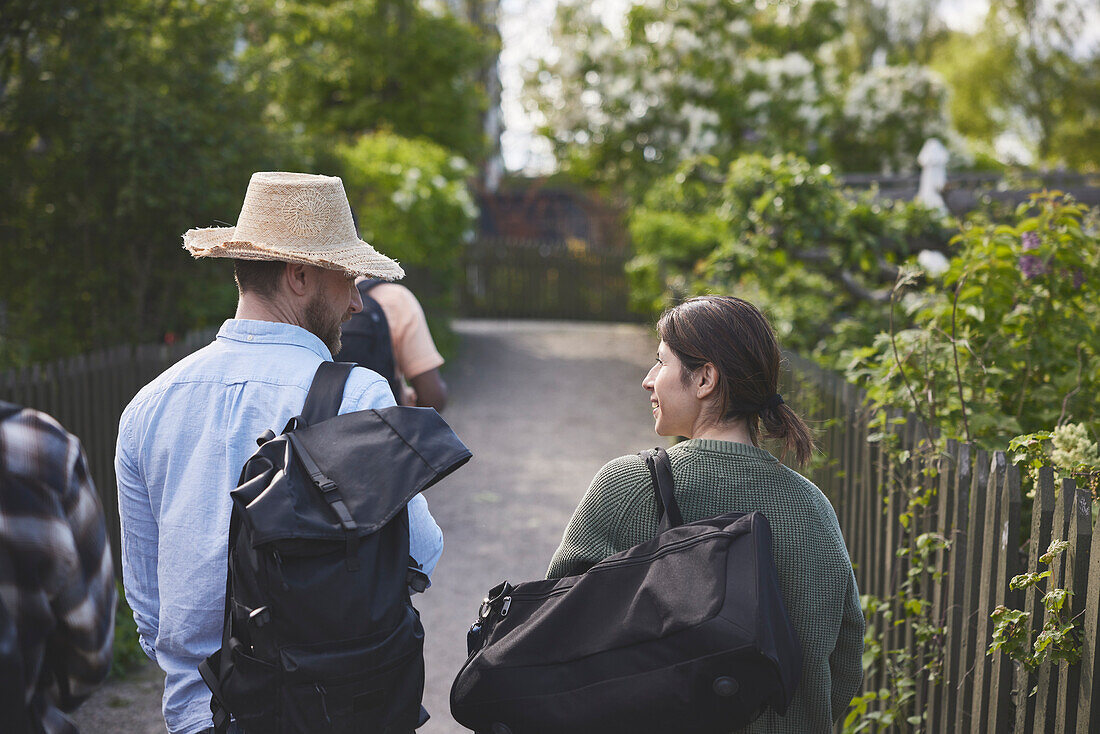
[115,172,444,734]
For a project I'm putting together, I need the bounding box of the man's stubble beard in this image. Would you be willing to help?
[303,292,344,356]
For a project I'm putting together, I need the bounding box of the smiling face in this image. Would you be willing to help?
[642,341,702,437]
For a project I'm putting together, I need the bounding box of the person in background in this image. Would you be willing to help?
[0,402,116,734]
[336,277,448,411]
[548,296,864,732]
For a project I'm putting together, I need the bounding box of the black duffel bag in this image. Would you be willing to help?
[450,447,802,734]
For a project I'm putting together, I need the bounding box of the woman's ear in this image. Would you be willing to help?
[696,363,719,400]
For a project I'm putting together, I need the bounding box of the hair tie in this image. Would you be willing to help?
[763,393,784,411]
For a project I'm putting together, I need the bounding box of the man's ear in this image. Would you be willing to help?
[696,363,719,400]
[284,263,311,297]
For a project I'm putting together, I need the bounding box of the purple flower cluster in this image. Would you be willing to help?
[1018,231,1047,279]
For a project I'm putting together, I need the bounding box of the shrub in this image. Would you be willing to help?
[627,153,951,360]
[845,192,1100,446]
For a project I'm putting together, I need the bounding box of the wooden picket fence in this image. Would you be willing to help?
[0,328,218,577]
[784,352,1099,733]
[459,237,641,322]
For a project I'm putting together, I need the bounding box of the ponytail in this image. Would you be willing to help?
[759,403,814,467]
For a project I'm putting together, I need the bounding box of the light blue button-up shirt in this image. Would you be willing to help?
[116,319,444,734]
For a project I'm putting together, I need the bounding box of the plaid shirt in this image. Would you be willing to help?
[0,403,116,733]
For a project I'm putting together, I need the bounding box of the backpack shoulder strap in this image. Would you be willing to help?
[358,278,385,294]
[299,362,356,426]
[641,447,683,532]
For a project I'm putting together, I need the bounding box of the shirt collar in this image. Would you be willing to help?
[216,319,333,361]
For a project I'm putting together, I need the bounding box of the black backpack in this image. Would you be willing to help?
[450,447,802,734]
[199,362,471,734]
[335,279,404,403]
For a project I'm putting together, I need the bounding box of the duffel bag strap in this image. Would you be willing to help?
[642,447,683,532]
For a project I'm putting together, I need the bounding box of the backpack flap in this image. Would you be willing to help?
[233,405,471,546]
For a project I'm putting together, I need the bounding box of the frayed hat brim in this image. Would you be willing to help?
[182,226,405,280]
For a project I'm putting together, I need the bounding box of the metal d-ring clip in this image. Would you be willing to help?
[479,581,512,620]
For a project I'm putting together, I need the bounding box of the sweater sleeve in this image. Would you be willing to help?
[546,459,636,579]
[830,566,866,719]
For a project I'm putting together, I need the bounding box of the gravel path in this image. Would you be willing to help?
[72,319,659,733]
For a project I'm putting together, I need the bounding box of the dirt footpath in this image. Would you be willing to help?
[72,319,659,733]
[416,320,658,733]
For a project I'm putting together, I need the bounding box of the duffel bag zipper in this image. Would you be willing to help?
[505,529,736,607]
[590,529,735,573]
[316,684,332,724]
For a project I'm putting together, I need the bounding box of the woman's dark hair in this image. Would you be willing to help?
[657,295,814,465]
[233,258,287,299]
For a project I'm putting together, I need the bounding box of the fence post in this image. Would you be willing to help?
[988,458,1022,732]
[939,441,971,734]
[1034,477,1076,730]
[956,447,990,732]
[1016,467,1058,732]
[971,452,1008,730]
[1054,483,1092,734]
[1075,506,1100,733]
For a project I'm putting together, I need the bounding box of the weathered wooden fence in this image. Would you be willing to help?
[784,352,1099,733]
[459,237,641,322]
[839,170,1100,215]
[0,329,218,577]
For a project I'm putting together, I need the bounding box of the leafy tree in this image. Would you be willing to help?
[0,0,282,367]
[931,0,1100,167]
[0,0,496,367]
[242,0,492,162]
[525,0,955,191]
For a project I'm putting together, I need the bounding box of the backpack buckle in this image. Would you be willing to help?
[248,606,271,629]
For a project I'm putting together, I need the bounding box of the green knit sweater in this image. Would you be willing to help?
[547,439,865,733]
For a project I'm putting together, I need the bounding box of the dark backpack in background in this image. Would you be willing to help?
[450,447,802,734]
[335,279,404,403]
[199,362,471,734]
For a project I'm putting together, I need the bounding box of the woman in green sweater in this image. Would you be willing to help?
[548,296,865,733]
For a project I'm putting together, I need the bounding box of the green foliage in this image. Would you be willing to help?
[242,0,491,161]
[527,0,962,193]
[0,1,494,367]
[928,2,1100,167]
[111,581,146,679]
[626,153,951,360]
[1010,426,1100,501]
[0,0,283,367]
[846,193,1100,448]
[335,132,477,329]
[989,539,1081,674]
[846,526,948,733]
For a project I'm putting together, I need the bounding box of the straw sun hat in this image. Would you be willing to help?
[182,171,404,280]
